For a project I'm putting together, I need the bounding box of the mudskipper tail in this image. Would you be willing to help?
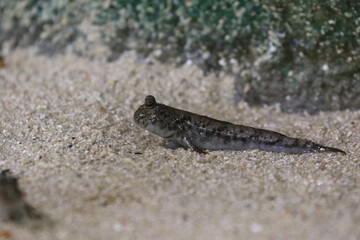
[313,144,346,155]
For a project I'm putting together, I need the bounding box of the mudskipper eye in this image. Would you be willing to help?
[145,95,156,108]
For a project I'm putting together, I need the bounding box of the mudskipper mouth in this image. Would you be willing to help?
[134,113,149,129]
[133,109,144,122]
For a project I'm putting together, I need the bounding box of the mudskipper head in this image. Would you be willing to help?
[134,95,178,138]
[133,95,159,130]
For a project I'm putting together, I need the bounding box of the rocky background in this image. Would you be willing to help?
[0,0,359,113]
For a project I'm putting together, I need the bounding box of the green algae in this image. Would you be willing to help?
[0,0,359,113]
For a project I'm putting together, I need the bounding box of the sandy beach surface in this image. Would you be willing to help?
[0,48,359,240]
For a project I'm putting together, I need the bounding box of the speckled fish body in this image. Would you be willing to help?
[134,96,345,154]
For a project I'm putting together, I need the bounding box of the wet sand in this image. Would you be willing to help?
[0,48,359,240]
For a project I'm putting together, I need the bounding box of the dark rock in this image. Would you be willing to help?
[0,170,53,229]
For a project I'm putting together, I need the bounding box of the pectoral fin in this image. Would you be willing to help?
[183,136,208,154]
